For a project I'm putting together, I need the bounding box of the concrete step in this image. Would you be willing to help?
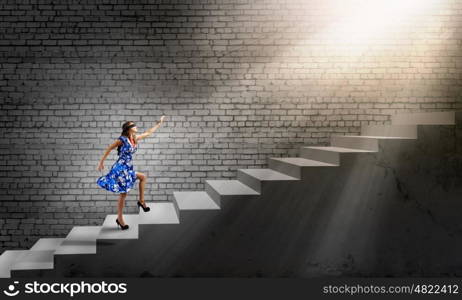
[331,135,379,151]
[173,191,220,210]
[0,250,28,278]
[361,125,418,138]
[331,135,416,151]
[30,238,65,251]
[10,250,55,272]
[237,168,299,193]
[391,110,456,125]
[55,226,102,255]
[205,180,260,206]
[97,214,139,240]
[268,157,337,179]
[1,238,66,276]
[137,202,180,225]
[300,146,376,165]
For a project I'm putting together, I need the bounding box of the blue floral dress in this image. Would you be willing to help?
[96,135,138,193]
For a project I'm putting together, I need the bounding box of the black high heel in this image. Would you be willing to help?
[116,218,129,230]
[137,201,150,212]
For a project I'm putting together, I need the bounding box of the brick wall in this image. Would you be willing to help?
[1,0,461,250]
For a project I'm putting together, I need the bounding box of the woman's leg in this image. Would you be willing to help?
[136,172,147,206]
[117,192,128,225]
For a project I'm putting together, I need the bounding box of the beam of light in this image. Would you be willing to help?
[321,0,439,47]
[265,0,443,96]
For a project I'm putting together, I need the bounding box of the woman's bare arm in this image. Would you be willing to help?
[97,139,122,170]
[136,116,166,142]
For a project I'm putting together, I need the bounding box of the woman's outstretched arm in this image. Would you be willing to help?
[136,115,166,141]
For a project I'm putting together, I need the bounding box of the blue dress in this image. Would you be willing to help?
[96,135,138,193]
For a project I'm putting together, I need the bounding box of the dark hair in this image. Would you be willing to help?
[117,121,137,156]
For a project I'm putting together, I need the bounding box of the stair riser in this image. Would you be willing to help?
[331,136,379,151]
[268,159,301,179]
[11,253,90,277]
[205,182,259,209]
[12,262,53,271]
[361,125,417,138]
[96,234,139,242]
[0,269,11,278]
[10,269,55,278]
[205,182,222,207]
[392,111,456,125]
[55,245,97,256]
[219,195,260,211]
[30,238,65,251]
[268,159,340,180]
[236,170,261,193]
[171,193,181,220]
[299,148,340,165]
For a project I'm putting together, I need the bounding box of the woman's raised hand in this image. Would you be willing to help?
[160,115,166,124]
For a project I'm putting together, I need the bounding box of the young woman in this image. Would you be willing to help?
[96,116,166,230]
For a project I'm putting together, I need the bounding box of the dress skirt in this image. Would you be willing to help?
[97,135,138,193]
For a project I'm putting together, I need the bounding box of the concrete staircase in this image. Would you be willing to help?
[0,110,459,278]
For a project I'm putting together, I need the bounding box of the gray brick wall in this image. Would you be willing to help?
[1,0,461,251]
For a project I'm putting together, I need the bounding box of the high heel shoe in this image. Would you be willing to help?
[137,201,150,212]
[116,218,129,230]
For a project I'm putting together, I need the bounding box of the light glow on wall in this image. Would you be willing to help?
[268,0,445,96]
[322,0,439,45]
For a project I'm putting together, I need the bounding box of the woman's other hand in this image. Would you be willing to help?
[97,161,104,172]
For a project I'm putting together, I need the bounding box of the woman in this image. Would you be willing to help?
[96,116,166,230]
